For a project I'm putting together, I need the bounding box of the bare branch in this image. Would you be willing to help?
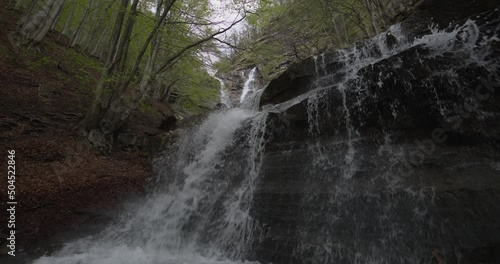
[154,12,247,75]
[213,37,244,51]
[121,0,178,90]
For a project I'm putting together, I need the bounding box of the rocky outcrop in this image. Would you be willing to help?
[250,3,500,264]
[116,98,177,152]
[260,9,500,142]
[218,67,264,105]
[225,0,421,90]
[400,0,500,35]
[252,143,500,263]
[261,0,500,108]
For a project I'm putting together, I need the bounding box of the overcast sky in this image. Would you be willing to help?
[202,0,256,68]
[209,0,256,38]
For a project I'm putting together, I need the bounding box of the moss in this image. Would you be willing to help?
[137,100,162,117]
[25,55,55,71]
[63,47,103,72]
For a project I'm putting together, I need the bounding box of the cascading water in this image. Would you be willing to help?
[240,67,258,103]
[252,9,500,264]
[33,86,268,263]
[31,7,500,264]
[215,77,231,107]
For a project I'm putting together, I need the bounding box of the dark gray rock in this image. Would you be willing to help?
[250,6,500,264]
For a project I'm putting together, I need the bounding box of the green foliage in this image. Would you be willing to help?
[213,59,233,75]
[50,0,221,116]
[221,0,395,81]
[247,0,287,29]
[169,55,220,115]
[21,0,270,122]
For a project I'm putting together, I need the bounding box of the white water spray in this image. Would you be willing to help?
[34,94,268,264]
[215,77,231,107]
[240,67,258,103]
[31,12,500,264]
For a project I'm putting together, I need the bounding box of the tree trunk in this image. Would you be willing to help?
[17,0,39,30]
[45,0,66,33]
[31,0,65,43]
[138,27,162,99]
[85,0,116,54]
[82,0,110,51]
[80,0,128,133]
[18,0,65,44]
[19,0,56,39]
[136,1,165,100]
[118,0,177,97]
[79,0,243,151]
[114,0,140,73]
[158,79,178,102]
[92,24,108,57]
[105,0,127,65]
[61,6,73,35]
[80,0,177,151]
[69,0,94,47]
[13,0,28,11]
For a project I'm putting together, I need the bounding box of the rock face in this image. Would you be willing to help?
[261,0,500,108]
[400,0,500,35]
[218,67,264,106]
[116,98,177,152]
[252,144,500,263]
[250,2,500,264]
[227,0,422,89]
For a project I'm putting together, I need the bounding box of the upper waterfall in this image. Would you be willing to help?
[240,67,258,103]
[216,77,231,107]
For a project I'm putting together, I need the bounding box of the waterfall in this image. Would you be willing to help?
[215,77,231,107]
[240,67,258,103]
[34,92,268,263]
[252,9,500,264]
[31,8,500,264]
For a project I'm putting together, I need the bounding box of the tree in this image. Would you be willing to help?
[78,0,247,150]
[17,0,67,44]
[11,0,247,151]
[218,0,413,83]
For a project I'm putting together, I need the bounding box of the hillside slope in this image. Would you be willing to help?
[0,1,156,255]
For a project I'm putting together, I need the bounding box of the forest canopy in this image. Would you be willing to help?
[8,0,410,150]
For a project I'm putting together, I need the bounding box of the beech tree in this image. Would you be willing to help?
[76,0,247,150]
[214,0,411,80]
[12,0,248,150]
[17,0,67,43]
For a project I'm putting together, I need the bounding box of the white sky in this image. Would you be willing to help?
[209,0,256,39]
[203,0,256,69]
